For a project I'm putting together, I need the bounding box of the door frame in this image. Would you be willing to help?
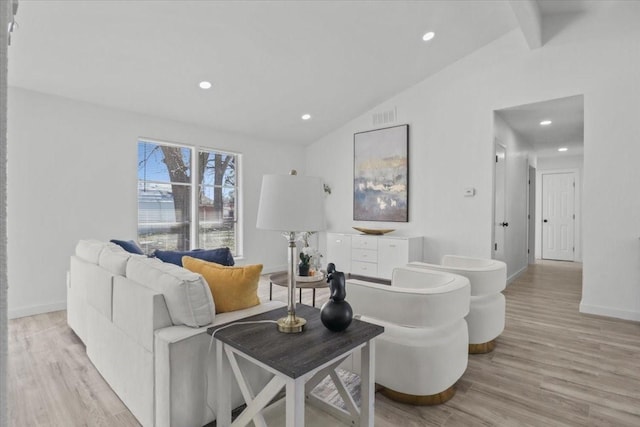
[535,168,582,262]
[528,165,536,264]
[492,139,507,261]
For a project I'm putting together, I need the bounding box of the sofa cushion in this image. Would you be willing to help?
[110,239,145,255]
[112,276,172,352]
[182,256,261,314]
[75,239,108,264]
[126,256,215,327]
[99,243,133,276]
[153,247,234,267]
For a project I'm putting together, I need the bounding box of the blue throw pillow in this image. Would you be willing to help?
[110,239,145,255]
[153,247,235,267]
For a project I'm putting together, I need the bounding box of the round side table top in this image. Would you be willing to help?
[269,271,329,289]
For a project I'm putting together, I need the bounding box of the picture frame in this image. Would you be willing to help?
[353,124,409,222]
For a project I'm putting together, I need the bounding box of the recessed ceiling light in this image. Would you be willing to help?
[301,114,311,120]
[540,120,552,126]
[199,81,212,90]
[422,31,435,42]
[558,147,568,152]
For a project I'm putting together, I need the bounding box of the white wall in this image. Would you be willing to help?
[7,88,305,318]
[494,114,534,281]
[535,155,583,262]
[306,3,640,321]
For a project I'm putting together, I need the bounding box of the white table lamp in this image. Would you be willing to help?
[257,170,325,333]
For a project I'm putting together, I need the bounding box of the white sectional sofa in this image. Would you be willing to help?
[67,240,285,427]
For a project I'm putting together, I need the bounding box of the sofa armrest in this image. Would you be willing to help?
[155,300,286,344]
[68,256,90,343]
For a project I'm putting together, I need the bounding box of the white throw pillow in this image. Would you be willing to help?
[126,256,215,327]
[98,243,132,276]
[75,239,108,264]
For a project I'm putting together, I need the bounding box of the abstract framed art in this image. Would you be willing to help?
[353,124,409,222]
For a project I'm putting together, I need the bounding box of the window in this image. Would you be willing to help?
[197,150,238,251]
[137,140,240,255]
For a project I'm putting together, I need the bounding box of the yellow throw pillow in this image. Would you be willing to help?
[182,256,261,314]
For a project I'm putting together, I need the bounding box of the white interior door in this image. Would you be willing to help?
[493,142,506,261]
[542,172,575,261]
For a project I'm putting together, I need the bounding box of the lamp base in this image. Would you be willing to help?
[277,313,307,333]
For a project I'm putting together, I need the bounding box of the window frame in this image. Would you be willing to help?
[137,138,243,257]
[193,147,242,257]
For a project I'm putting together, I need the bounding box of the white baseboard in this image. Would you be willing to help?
[8,300,67,319]
[507,265,527,286]
[579,302,640,322]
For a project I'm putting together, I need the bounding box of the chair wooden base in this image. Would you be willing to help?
[468,339,496,354]
[378,384,456,406]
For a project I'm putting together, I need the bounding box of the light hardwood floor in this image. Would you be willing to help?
[8,261,640,426]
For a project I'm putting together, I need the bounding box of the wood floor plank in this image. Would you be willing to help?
[8,261,640,426]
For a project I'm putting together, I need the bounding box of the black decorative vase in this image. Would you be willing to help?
[298,263,310,276]
[320,300,353,332]
[320,263,353,332]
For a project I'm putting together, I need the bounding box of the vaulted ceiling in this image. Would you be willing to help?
[7,1,610,145]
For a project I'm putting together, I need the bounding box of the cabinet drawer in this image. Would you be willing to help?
[352,248,378,263]
[351,261,378,277]
[352,235,378,250]
[378,238,408,253]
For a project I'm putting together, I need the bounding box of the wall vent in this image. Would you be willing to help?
[372,107,397,127]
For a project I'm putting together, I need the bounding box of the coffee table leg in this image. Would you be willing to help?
[312,288,316,307]
[269,282,273,301]
[299,288,302,304]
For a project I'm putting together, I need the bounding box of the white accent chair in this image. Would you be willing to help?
[347,266,470,405]
[410,255,506,353]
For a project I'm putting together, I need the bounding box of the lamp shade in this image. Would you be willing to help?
[256,172,326,232]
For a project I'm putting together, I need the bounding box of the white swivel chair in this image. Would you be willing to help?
[410,255,506,353]
[347,266,470,405]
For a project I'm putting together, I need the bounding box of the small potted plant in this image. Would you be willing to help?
[299,251,312,276]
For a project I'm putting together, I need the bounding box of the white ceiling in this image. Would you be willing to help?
[496,95,584,158]
[7,1,599,145]
[538,0,614,15]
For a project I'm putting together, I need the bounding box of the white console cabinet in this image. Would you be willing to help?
[326,232,423,280]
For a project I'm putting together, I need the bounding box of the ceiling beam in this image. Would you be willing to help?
[508,0,542,50]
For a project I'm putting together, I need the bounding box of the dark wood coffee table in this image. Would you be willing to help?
[269,271,329,307]
[209,304,384,426]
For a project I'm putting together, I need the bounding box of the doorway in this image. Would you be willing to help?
[493,94,584,278]
[541,172,576,261]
